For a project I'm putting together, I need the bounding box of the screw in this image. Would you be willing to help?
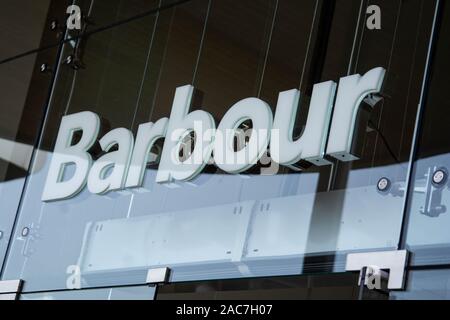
[40,63,50,73]
[432,168,448,187]
[377,177,391,193]
[50,20,58,31]
[63,55,84,70]
[65,55,73,65]
[21,227,30,237]
[0,231,3,239]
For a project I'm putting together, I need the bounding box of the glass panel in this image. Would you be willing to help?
[20,285,156,300]
[0,0,51,61]
[403,1,450,266]
[0,40,61,267]
[75,0,182,30]
[0,55,38,268]
[1,0,437,292]
[297,0,436,264]
[1,0,188,291]
[0,1,67,269]
[156,273,368,300]
[390,269,450,300]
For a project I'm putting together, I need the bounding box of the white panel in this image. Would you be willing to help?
[78,201,256,272]
[245,194,316,258]
[77,183,403,274]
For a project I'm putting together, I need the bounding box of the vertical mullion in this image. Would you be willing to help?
[397,0,443,250]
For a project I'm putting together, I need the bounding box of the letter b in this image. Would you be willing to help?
[42,111,100,201]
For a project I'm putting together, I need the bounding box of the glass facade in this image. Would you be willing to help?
[0,0,449,300]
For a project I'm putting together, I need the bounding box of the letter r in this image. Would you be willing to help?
[42,111,100,201]
[326,67,386,161]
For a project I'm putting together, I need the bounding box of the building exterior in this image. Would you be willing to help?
[0,0,449,300]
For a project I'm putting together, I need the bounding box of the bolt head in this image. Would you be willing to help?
[377,177,391,193]
[40,63,48,72]
[432,168,448,187]
[50,20,58,30]
[21,227,30,237]
[65,56,73,65]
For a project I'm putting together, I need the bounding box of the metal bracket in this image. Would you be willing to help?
[419,167,448,217]
[146,267,171,286]
[363,93,384,107]
[346,250,409,290]
[381,167,449,217]
[0,280,24,300]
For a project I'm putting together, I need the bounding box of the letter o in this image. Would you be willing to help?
[214,98,273,174]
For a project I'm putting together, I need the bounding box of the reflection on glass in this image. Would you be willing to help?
[157,273,364,300]
[20,285,156,300]
[0,0,438,292]
[0,40,62,267]
[0,0,51,61]
[391,269,450,300]
[404,1,450,265]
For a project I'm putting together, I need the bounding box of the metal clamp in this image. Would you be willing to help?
[377,167,449,217]
[146,267,171,286]
[420,167,448,217]
[0,280,24,300]
[346,250,409,290]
